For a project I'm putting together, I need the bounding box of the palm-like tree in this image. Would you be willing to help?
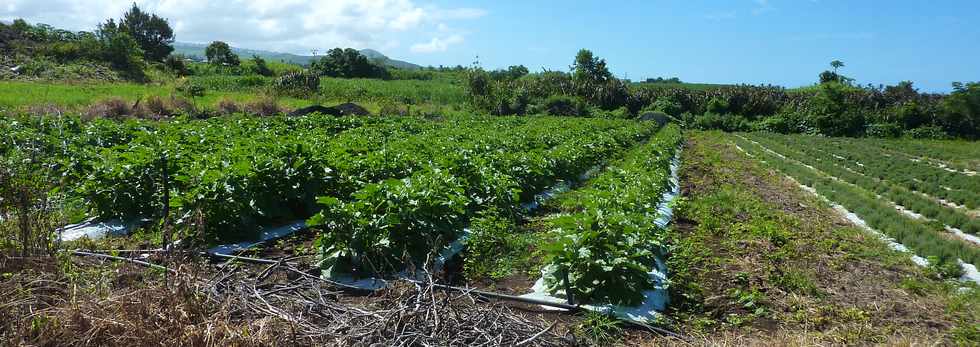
[830,60,845,74]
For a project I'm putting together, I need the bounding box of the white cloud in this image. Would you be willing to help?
[0,0,484,54]
[433,8,487,20]
[410,34,463,53]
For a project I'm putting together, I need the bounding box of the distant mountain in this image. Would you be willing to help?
[357,48,420,70]
[172,42,420,69]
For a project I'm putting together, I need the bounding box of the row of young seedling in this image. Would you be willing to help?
[762,134,979,209]
[733,135,979,278]
[534,124,683,306]
[747,133,979,235]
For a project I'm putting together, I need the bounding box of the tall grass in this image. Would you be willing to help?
[0,81,350,112]
[318,77,465,105]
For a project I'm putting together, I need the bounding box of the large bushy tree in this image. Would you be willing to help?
[118,3,174,62]
[570,49,626,109]
[807,82,865,137]
[206,41,240,66]
[311,48,389,79]
[940,82,980,138]
[571,49,612,86]
[95,18,145,78]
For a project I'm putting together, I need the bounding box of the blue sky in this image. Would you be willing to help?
[4,0,978,92]
[399,0,978,92]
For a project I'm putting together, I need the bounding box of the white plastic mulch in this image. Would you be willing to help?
[58,218,144,242]
[209,220,308,255]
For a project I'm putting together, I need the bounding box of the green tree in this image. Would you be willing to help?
[311,48,388,79]
[571,49,612,86]
[118,3,174,62]
[808,82,865,136]
[570,49,625,110]
[205,41,240,66]
[830,60,844,74]
[96,18,145,78]
[250,55,274,76]
[940,82,980,138]
[506,65,529,79]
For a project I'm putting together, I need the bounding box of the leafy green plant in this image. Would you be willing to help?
[462,208,530,280]
[575,311,622,345]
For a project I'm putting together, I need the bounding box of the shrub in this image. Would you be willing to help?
[865,122,902,138]
[170,97,197,117]
[245,97,283,117]
[85,98,132,120]
[691,113,749,132]
[463,209,526,281]
[134,95,172,119]
[95,23,146,80]
[807,82,866,136]
[378,101,409,116]
[706,96,729,114]
[751,113,797,133]
[651,96,683,116]
[272,71,320,97]
[596,106,631,119]
[174,78,205,100]
[541,95,588,117]
[904,125,949,139]
[217,98,241,115]
[940,82,980,138]
[164,54,189,76]
[249,55,274,77]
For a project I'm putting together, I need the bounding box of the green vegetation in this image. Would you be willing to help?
[307,117,658,276]
[667,132,978,344]
[733,134,980,274]
[310,48,389,79]
[2,7,978,346]
[541,124,682,305]
[204,41,240,66]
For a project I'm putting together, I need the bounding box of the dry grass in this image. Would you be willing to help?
[83,98,132,120]
[132,95,174,119]
[0,257,275,346]
[216,98,241,115]
[244,97,284,117]
[0,253,569,346]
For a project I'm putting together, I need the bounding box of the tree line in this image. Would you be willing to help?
[464,51,980,139]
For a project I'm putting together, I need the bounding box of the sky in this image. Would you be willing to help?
[3,0,978,92]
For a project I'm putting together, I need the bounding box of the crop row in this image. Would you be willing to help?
[862,137,980,172]
[537,124,683,305]
[733,135,980,275]
[304,118,661,276]
[760,134,979,209]
[744,133,979,235]
[2,114,658,244]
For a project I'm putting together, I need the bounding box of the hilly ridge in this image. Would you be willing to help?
[172,42,420,70]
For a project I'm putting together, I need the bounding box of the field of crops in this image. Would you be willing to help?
[732,133,980,277]
[2,114,688,295]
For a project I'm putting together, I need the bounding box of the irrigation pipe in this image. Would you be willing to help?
[69,250,179,275]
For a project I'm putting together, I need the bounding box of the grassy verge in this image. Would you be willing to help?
[0,81,388,113]
[659,131,978,345]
